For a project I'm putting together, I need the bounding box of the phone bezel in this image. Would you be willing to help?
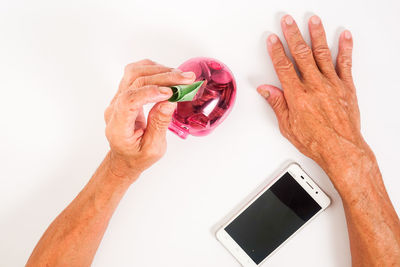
[215,163,331,267]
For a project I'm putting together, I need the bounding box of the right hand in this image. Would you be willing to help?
[104,59,196,183]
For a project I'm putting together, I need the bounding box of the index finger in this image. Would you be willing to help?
[110,63,175,107]
[131,71,196,89]
[120,85,173,112]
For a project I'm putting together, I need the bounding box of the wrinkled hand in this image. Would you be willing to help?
[258,15,369,179]
[104,59,195,182]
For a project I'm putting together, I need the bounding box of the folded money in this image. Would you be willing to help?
[168,81,205,102]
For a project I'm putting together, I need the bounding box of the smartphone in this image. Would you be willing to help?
[216,163,331,266]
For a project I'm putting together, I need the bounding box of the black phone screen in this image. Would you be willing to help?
[225,172,322,264]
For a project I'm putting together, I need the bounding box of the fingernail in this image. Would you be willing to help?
[159,102,176,115]
[159,87,171,95]
[310,15,320,25]
[182,71,195,79]
[344,30,352,39]
[269,34,278,44]
[257,87,270,99]
[284,15,294,25]
[172,68,182,72]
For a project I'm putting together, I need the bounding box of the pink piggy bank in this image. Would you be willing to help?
[168,57,236,139]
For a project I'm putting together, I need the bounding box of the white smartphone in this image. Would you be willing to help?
[216,163,331,266]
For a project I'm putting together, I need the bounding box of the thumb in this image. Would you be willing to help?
[257,84,289,124]
[141,101,176,149]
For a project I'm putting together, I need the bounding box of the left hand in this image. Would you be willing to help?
[257,15,366,187]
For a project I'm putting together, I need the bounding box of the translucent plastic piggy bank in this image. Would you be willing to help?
[168,57,236,139]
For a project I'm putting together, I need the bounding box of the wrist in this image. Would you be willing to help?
[315,132,371,177]
[318,141,383,200]
[106,151,142,184]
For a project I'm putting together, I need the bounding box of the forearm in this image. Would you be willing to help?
[27,152,136,267]
[322,144,400,266]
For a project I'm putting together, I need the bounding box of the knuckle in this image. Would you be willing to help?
[132,76,146,88]
[155,72,182,84]
[150,116,170,130]
[271,46,286,59]
[123,90,140,108]
[123,64,140,84]
[272,99,283,110]
[125,89,137,100]
[293,43,312,58]
[124,59,155,76]
[275,58,294,72]
[124,63,135,73]
[338,55,352,68]
[312,45,331,60]
[135,58,154,65]
[168,71,183,81]
[155,65,171,72]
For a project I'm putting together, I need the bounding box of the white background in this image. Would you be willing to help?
[1,0,400,266]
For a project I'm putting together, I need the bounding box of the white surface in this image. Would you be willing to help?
[1,0,399,266]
